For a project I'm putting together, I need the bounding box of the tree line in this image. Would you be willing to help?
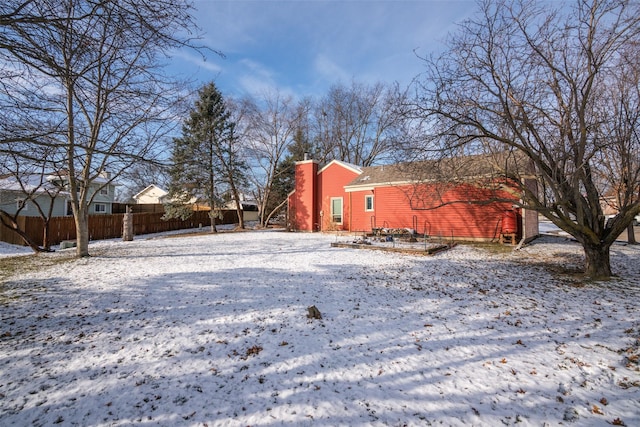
[159,80,409,232]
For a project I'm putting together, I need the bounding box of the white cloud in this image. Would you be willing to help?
[313,53,350,85]
[171,49,222,74]
[237,58,276,92]
[182,0,476,98]
[235,58,299,99]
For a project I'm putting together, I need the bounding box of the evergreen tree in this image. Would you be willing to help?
[165,82,245,231]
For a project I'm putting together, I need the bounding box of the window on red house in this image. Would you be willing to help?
[365,195,374,212]
[331,197,343,223]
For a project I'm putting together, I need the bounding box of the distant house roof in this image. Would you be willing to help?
[133,184,168,201]
[241,201,259,212]
[0,173,69,195]
[344,164,413,191]
[222,197,259,211]
[44,170,114,185]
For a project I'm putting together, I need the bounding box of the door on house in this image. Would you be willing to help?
[331,197,343,224]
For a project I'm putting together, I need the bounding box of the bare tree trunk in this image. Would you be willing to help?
[229,185,245,230]
[264,198,288,228]
[627,223,637,244]
[75,208,90,257]
[208,210,218,233]
[259,186,271,228]
[40,197,57,251]
[42,219,51,251]
[234,204,244,229]
[583,243,612,280]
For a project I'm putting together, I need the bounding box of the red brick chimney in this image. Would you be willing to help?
[291,159,318,231]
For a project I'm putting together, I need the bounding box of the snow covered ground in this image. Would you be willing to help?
[1,229,639,426]
[0,241,32,258]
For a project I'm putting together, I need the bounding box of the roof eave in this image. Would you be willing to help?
[344,180,415,192]
[318,160,363,175]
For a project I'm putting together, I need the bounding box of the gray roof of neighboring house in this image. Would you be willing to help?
[0,173,68,195]
[1,170,115,197]
[46,170,113,185]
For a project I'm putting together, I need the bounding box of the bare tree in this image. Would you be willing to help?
[594,41,640,244]
[0,150,64,251]
[215,101,249,230]
[311,80,405,167]
[0,0,202,256]
[245,91,306,227]
[413,0,640,278]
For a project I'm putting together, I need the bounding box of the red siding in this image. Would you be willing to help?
[349,191,376,232]
[317,162,360,231]
[289,160,318,231]
[349,183,519,240]
[290,159,534,241]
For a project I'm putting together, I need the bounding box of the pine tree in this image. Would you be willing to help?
[165,82,244,231]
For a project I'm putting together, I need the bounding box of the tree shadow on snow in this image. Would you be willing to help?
[1,237,639,426]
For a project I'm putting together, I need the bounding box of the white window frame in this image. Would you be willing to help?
[94,203,107,213]
[330,197,343,224]
[99,187,109,196]
[365,194,374,212]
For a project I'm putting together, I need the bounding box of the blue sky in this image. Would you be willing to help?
[170,0,477,98]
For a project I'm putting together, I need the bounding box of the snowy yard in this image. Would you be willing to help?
[1,230,639,426]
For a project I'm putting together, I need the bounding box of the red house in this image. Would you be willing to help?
[287,154,539,242]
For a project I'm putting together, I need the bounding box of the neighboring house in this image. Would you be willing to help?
[222,194,260,222]
[133,184,168,204]
[288,154,539,242]
[0,171,116,217]
[601,193,640,225]
[0,173,68,217]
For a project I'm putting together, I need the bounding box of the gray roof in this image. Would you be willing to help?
[345,151,531,189]
[0,173,67,195]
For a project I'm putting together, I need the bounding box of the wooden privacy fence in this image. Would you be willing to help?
[0,210,239,247]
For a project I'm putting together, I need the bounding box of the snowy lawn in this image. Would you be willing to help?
[1,230,639,426]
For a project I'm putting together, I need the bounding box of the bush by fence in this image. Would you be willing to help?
[0,210,239,247]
